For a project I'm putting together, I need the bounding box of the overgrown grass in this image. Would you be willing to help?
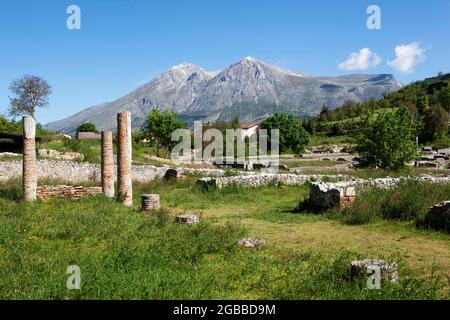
[307,134,355,147]
[0,179,448,299]
[335,181,450,231]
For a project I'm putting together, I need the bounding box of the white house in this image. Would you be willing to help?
[238,124,259,140]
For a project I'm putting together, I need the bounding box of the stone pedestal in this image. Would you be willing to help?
[141,194,160,211]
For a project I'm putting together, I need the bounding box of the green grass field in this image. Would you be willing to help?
[0,178,448,300]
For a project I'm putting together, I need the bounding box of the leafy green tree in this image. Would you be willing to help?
[416,96,430,113]
[355,108,418,170]
[421,106,449,142]
[230,116,240,129]
[260,113,309,154]
[0,115,21,133]
[329,122,345,136]
[437,87,450,112]
[144,109,185,156]
[76,123,98,134]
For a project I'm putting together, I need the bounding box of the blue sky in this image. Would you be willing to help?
[0,0,449,124]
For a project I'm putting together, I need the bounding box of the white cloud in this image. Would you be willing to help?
[338,48,381,71]
[387,42,426,74]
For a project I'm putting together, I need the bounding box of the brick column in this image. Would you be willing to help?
[22,116,37,201]
[101,130,115,198]
[117,112,133,206]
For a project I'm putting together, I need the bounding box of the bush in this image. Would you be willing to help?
[76,122,98,134]
[381,181,450,223]
[338,188,387,225]
[355,107,419,170]
[260,113,309,154]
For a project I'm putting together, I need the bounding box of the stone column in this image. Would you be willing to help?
[101,130,115,198]
[22,116,37,201]
[117,111,133,206]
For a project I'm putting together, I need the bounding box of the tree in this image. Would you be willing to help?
[260,113,309,154]
[230,116,240,129]
[421,106,449,142]
[0,115,21,133]
[355,107,418,170]
[144,109,185,156]
[8,75,52,119]
[416,96,430,114]
[319,104,330,121]
[437,87,450,112]
[76,122,98,134]
[329,122,345,136]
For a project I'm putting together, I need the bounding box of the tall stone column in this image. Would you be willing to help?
[117,111,133,206]
[101,130,115,198]
[22,116,37,201]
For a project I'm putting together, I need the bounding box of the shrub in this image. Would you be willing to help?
[355,107,419,170]
[260,113,310,155]
[337,187,387,225]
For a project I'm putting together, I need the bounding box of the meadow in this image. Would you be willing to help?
[0,177,448,299]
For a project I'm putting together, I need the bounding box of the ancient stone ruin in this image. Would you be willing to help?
[307,175,450,212]
[101,130,115,198]
[351,259,398,283]
[163,168,186,181]
[426,201,450,231]
[141,194,160,211]
[197,174,348,189]
[38,148,84,161]
[117,111,133,207]
[37,185,102,200]
[177,214,200,225]
[238,238,266,248]
[22,116,37,202]
[309,183,356,211]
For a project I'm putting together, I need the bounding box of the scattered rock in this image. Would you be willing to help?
[163,168,186,181]
[351,259,398,283]
[38,148,84,161]
[238,238,266,248]
[0,152,21,158]
[177,214,200,225]
[425,201,450,232]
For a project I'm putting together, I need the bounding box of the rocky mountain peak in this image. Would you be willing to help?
[45,57,403,133]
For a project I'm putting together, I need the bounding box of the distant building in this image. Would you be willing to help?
[239,124,259,139]
[77,132,101,140]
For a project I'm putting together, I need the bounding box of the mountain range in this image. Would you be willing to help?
[45,57,403,133]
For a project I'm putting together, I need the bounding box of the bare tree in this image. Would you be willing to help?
[8,75,52,119]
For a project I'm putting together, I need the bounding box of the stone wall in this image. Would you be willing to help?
[37,185,102,200]
[0,160,242,183]
[197,174,349,189]
[308,175,450,210]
